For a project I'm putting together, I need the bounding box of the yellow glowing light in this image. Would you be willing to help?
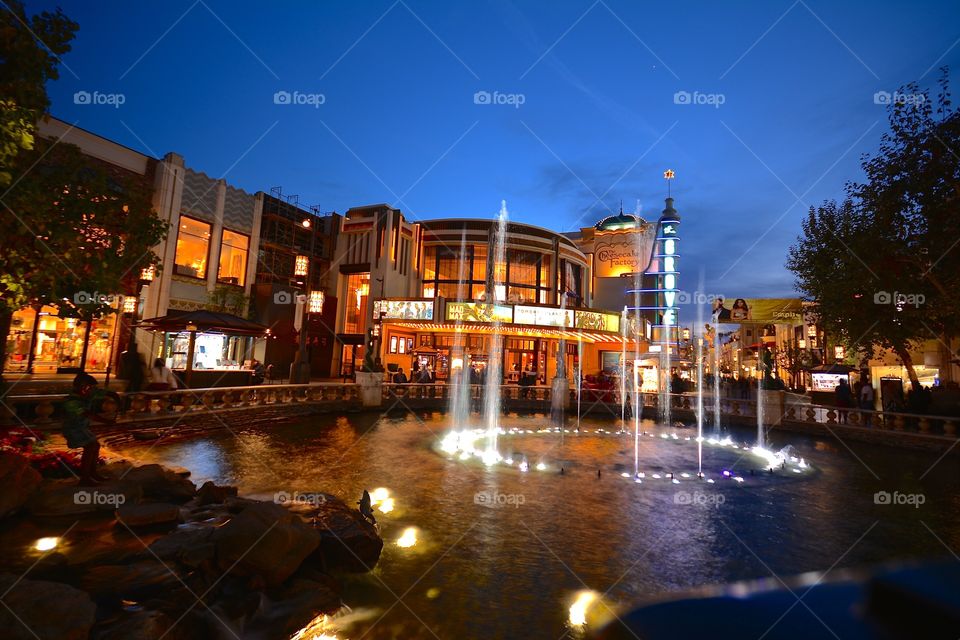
[308,290,325,314]
[294,255,309,277]
[663,169,675,180]
[451,357,464,370]
[290,614,340,640]
[397,527,418,548]
[569,590,598,626]
[139,265,155,282]
[34,537,58,552]
[370,487,390,505]
[426,587,440,599]
[378,497,395,514]
[123,296,137,314]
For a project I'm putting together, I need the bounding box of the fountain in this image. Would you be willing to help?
[712,312,722,436]
[481,201,509,464]
[448,230,472,429]
[550,293,568,433]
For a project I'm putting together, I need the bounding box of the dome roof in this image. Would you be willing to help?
[595,212,641,231]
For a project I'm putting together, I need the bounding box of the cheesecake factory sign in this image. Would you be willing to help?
[593,226,655,278]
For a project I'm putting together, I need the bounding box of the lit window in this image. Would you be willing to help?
[344,273,370,334]
[174,216,210,278]
[218,230,249,285]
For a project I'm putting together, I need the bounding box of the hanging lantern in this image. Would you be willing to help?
[834,346,845,360]
[140,265,155,283]
[308,290,325,314]
[123,296,137,314]
[294,255,309,277]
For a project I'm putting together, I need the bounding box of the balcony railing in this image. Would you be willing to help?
[2,383,956,442]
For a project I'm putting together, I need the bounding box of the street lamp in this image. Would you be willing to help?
[290,217,319,383]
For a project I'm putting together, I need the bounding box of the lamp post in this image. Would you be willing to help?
[289,217,320,383]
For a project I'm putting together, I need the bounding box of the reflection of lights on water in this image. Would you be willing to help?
[426,587,440,599]
[290,614,340,640]
[505,458,514,465]
[569,590,598,626]
[370,487,390,503]
[482,449,502,466]
[519,461,529,472]
[378,498,395,514]
[706,479,715,484]
[35,537,58,552]
[733,477,745,483]
[535,462,547,471]
[621,472,631,478]
[397,527,418,548]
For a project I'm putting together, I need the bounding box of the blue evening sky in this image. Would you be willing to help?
[32,0,960,298]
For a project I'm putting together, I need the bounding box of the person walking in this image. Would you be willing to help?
[147,358,179,391]
[834,378,852,424]
[860,380,875,427]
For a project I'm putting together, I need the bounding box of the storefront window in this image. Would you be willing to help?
[4,305,121,373]
[472,245,487,281]
[218,230,249,285]
[175,216,211,278]
[423,246,437,280]
[165,332,252,370]
[343,272,370,334]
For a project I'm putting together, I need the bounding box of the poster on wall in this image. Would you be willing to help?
[514,305,573,327]
[711,298,802,324]
[574,310,621,332]
[446,302,513,323]
[374,300,434,320]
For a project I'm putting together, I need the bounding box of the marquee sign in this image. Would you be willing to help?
[446,302,513,324]
[574,310,620,332]
[514,305,573,328]
[374,300,434,320]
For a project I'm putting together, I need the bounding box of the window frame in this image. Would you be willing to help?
[174,215,212,280]
[217,228,250,286]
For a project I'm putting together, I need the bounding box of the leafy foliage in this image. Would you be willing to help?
[788,69,960,389]
[0,0,78,185]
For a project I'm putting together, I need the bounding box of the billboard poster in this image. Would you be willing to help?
[514,305,573,328]
[574,310,621,332]
[375,300,434,320]
[446,302,513,324]
[711,298,802,324]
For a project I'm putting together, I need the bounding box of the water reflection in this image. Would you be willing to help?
[121,412,960,639]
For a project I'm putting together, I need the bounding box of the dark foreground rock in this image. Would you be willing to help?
[0,451,42,518]
[0,573,96,640]
[0,455,383,640]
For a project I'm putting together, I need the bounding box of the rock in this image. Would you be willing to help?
[244,577,342,639]
[120,464,196,502]
[0,573,96,640]
[306,495,383,572]
[0,451,42,519]
[28,479,141,518]
[210,501,320,587]
[80,560,183,599]
[117,503,182,527]
[196,481,237,506]
[145,525,214,561]
[92,609,190,640]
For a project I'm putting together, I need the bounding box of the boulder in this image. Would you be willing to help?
[119,464,196,502]
[0,452,42,519]
[80,560,182,599]
[146,525,215,561]
[244,576,342,639]
[117,502,182,527]
[306,495,383,572]
[28,480,141,518]
[211,501,320,587]
[92,609,191,640]
[196,481,237,506]
[0,573,96,640]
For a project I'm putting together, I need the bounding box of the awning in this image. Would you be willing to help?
[807,364,856,375]
[140,310,269,336]
[336,333,365,346]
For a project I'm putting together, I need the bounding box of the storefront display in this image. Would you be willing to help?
[3,304,121,374]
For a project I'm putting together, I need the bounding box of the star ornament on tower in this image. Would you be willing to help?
[663,169,675,180]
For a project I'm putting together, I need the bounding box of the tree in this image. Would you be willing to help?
[0,0,78,185]
[209,285,249,317]
[788,69,960,391]
[0,139,168,377]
